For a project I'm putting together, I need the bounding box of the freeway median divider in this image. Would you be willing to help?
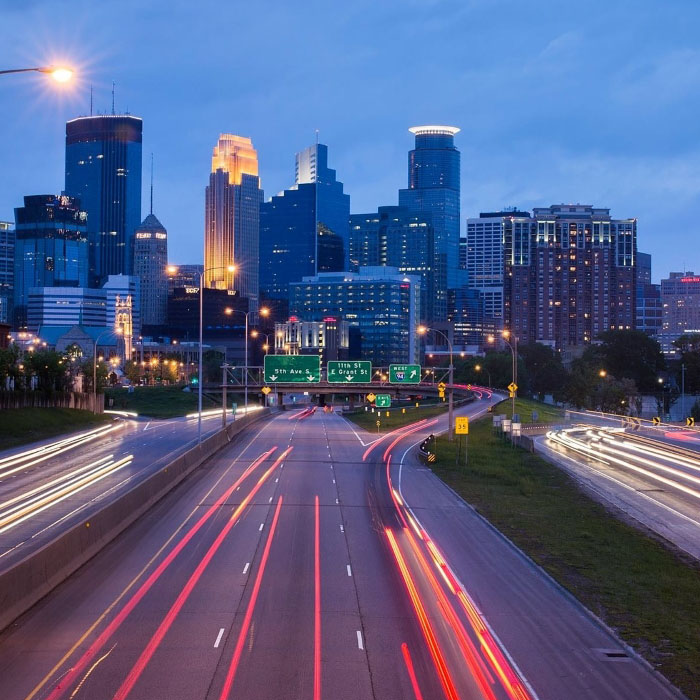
[0,408,271,633]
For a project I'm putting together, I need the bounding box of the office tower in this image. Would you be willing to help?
[289,266,420,366]
[465,209,532,329]
[27,286,107,331]
[504,204,636,349]
[0,221,14,324]
[205,134,262,310]
[659,272,700,355]
[13,195,88,328]
[636,252,662,338]
[167,264,204,295]
[260,143,349,302]
[167,286,248,339]
[273,317,350,362]
[399,126,462,321]
[349,206,434,320]
[64,115,143,283]
[133,214,168,327]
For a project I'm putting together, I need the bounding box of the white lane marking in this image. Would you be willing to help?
[347,564,352,577]
[356,630,364,650]
[214,628,225,648]
[335,498,339,504]
[268,496,273,503]
[340,524,344,533]
[243,562,250,575]
[259,523,264,531]
[275,478,279,483]
[332,478,336,484]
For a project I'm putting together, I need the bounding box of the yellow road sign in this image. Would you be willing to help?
[508,382,518,393]
[652,416,661,426]
[687,417,696,427]
[466,384,472,390]
[427,453,436,463]
[438,389,445,398]
[437,382,446,390]
[261,386,272,395]
[455,417,469,435]
[367,393,376,403]
[509,390,516,399]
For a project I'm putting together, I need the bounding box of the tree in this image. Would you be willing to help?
[519,343,568,400]
[80,359,109,393]
[585,330,665,393]
[672,334,700,394]
[0,345,20,388]
[202,350,224,384]
[23,350,71,394]
[123,360,142,385]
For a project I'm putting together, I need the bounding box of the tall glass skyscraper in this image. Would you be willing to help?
[399,126,462,321]
[260,143,349,302]
[64,115,143,284]
[205,134,262,310]
[133,213,168,327]
[13,195,88,327]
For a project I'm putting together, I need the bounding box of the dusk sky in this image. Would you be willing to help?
[2,0,698,282]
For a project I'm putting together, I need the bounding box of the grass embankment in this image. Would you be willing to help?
[491,396,564,424]
[343,399,452,432]
[432,402,700,698]
[0,408,114,451]
[104,385,242,419]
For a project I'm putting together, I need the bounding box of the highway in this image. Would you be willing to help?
[0,408,261,570]
[0,401,684,699]
[540,426,700,560]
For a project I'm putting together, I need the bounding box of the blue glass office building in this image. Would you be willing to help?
[65,115,142,284]
[399,126,462,321]
[13,195,88,327]
[260,143,349,302]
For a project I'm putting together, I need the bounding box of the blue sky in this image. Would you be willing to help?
[1,0,698,282]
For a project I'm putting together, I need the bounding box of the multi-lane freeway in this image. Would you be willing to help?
[0,401,685,699]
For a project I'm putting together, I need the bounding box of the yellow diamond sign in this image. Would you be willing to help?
[261,386,272,395]
[508,382,518,393]
[367,393,377,403]
[437,382,446,390]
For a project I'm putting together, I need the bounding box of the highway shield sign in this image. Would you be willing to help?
[264,355,321,383]
[375,394,391,408]
[327,360,371,383]
[389,364,421,384]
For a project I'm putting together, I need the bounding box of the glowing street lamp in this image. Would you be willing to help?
[417,325,455,440]
[0,66,74,83]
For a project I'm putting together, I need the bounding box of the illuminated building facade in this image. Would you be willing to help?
[635,252,662,339]
[13,195,88,328]
[133,214,168,326]
[660,272,700,355]
[349,206,435,321]
[289,266,420,366]
[64,115,143,283]
[260,143,349,302]
[205,134,262,310]
[399,126,462,321]
[504,204,636,349]
[167,264,203,295]
[0,221,14,324]
[273,316,350,362]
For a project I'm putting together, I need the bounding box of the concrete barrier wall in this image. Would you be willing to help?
[0,409,270,633]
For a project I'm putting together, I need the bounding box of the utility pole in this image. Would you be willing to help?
[682,363,686,421]
[222,363,229,429]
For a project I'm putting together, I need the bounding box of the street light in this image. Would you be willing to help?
[167,263,236,442]
[0,66,74,82]
[417,325,455,441]
[474,363,491,389]
[488,330,518,417]
[599,369,607,378]
[93,328,120,413]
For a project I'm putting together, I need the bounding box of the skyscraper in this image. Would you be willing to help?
[64,115,143,284]
[13,195,88,327]
[659,272,700,355]
[0,221,14,324]
[205,134,262,310]
[259,143,349,303]
[399,126,462,321]
[635,252,662,339]
[133,213,168,327]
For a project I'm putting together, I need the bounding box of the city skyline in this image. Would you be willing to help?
[2,0,699,283]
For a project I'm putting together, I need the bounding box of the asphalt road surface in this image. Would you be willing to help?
[0,401,685,699]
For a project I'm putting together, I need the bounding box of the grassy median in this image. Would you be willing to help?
[0,408,114,451]
[343,399,453,432]
[432,409,700,698]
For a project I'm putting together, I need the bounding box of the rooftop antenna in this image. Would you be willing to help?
[111,81,115,115]
[315,128,319,145]
[90,85,93,116]
[150,153,154,215]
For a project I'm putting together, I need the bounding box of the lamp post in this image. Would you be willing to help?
[167,264,236,443]
[417,325,454,441]
[489,330,518,417]
[474,364,491,389]
[93,329,120,413]
[0,66,73,82]
[225,306,270,414]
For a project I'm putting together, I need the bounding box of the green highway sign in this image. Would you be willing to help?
[327,360,372,383]
[389,364,421,384]
[264,355,321,383]
[375,394,391,408]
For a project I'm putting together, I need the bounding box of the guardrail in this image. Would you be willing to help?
[0,408,271,633]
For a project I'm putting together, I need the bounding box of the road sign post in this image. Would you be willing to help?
[264,355,321,383]
[389,364,421,384]
[327,360,372,383]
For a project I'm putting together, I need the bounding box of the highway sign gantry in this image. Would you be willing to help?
[327,360,372,383]
[264,355,321,383]
[389,364,421,384]
[375,394,391,408]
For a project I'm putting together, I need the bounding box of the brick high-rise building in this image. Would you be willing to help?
[504,204,636,349]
